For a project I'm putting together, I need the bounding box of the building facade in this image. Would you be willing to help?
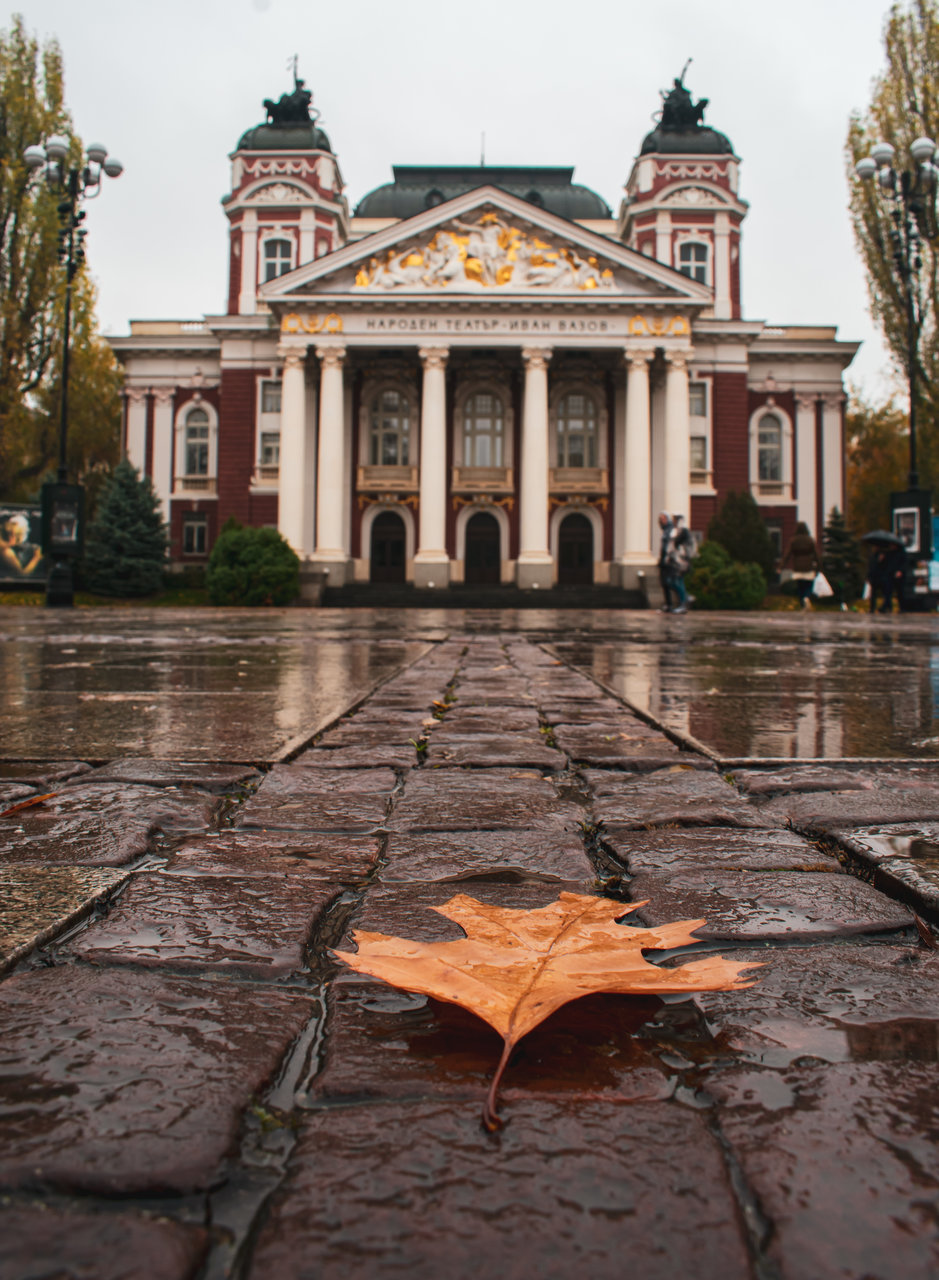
[109,72,858,594]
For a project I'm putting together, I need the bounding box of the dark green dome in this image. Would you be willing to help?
[355,166,611,220]
[237,121,332,153]
[639,72,734,157]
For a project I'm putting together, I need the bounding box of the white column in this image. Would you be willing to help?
[239,209,258,315]
[822,394,845,522]
[713,212,731,320]
[299,209,316,266]
[151,388,175,523]
[795,393,818,531]
[277,347,309,556]
[414,346,450,587]
[313,344,349,583]
[655,211,671,266]
[125,388,148,472]
[621,350,654,562]
[664,350,692,521]
[517,346,554,589]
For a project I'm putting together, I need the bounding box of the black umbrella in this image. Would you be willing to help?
[861,529,906,548]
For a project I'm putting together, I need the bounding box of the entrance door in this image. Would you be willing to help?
[464,511,501,585]
[557,512,593,585]
[370,511,406,583]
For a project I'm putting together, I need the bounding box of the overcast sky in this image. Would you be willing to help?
[12,0,902,398]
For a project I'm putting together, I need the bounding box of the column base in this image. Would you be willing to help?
[310,556,353,587]
[413,559,451,589]
[515,557,554,590]
[611,560,656,591]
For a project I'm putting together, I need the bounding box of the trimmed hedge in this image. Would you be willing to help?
[686,540,766,610]
[206,521,299,606]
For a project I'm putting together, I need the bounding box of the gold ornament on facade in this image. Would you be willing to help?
[281,311,343,334]
[354,212,616,292]
[627,314,690,337]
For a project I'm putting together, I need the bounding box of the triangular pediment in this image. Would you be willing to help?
[260,186,711,304]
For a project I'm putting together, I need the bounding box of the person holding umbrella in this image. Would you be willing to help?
[863,531,906,614]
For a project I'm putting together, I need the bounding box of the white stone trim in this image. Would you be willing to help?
[174,395,218,492]
[455,502,510,569]
[749,402,794,503]
[549,503,603,563]
[362,501,416,569]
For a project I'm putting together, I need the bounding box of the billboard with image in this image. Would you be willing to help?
[0,505,48,583]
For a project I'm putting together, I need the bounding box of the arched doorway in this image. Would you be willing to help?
[557,512,593,585]
[464,511,501,585]
[369,510,406,583]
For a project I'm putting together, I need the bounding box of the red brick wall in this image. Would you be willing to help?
[711,371,750,499]
[217,370,256,525]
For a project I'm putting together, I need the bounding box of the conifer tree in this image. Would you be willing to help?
[82,459,167,596]
[822,507,865,605]
[706,490,777,581]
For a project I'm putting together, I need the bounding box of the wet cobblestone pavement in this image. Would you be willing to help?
[2,609,939,1277]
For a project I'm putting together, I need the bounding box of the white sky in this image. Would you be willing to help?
[12,0,903,398]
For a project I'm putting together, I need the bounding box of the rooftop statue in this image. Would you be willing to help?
[264,75,314,126]
[658,62,709,132]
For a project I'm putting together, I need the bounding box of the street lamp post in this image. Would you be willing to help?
[23,135,122,607]
[856,137,939,606]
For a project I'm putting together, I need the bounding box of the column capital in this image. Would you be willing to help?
[125,387,149,404]
[315,344,346,370]
[625,348,655,371]
[823,392,846,410]
[418,345,449,370]
[277,344,306,368]
[521,346,552,371]
[152,387,175,405]
[665,348,694,372]
[795,392,818,413]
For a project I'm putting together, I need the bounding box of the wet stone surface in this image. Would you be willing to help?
[425,730,565,768]
[587,767,766,830]
[297,743,418,769]
[0,1204,209,1280]
[0,784,217,866]
[0,760,91,785]
[166,830,382,879]
[380,829,594,884]
[245,1099,751,1280]
[82,758,261,792]
[630,869,914,941]
[389,768,581,832]
[710,1062,939,1280]
[554,722,687,768]
[0,864,127,969]
[0,965,312,1195]
[236,764,395,832]
[603,827,840,874]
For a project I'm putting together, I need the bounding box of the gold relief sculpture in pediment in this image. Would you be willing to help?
[354,211,616,292]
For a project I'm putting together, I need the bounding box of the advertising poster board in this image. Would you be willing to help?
[0,505,48,584]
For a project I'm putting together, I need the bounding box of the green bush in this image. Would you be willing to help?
[686,540,766,610]
[82,459,168,597]
[206,520,299,606]
[706,490,777,583]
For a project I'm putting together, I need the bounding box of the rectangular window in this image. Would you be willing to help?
[261,380,282,414]
[185,426,209,476]
[182,517,207,555]
[689,382,707,417]
[690,436,708,471]
[260,432,280,466]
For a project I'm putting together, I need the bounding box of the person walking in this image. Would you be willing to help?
[662,513,694,614]
[782,521,820,609]
[657,511,675,612]
[867,544,905,614]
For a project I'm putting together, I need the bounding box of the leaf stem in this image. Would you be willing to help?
[482,1037,514,1132]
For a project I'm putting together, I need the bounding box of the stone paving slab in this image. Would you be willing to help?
[694,942,939,1067]
[603,827,840,874]
[0,784,217,866]
[80,758,261,792]
[732,766,882,796]
[71,868,343,976]
[0,1204,209,1280]
[388,768,581,832]
[237,764,395,832]
[587,767,766,830]
[756,788,939,830]
[555,723,689,769]
[297,743,418,768]
[709,1062,939,1280]
[539,698,633,724]
[245,1099,751,1280]
[0,760,91,785]
[166,830,382,879]
[828,823,939,920]
[438,707,542,732]
[0,864,127,970]
[425,731,565,769]
[380,830,593,884]
[0,782,35,807]
[0,966,311,1195]
[630,869,914,941]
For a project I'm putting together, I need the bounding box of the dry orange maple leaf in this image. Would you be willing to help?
[333,891,760,1130]
[0,792,56,820]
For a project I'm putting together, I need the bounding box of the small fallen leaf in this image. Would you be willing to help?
[334,891,760,1130]
[0,792,56,819]
[914,913,938,950]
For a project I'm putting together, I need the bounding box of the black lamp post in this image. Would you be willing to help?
[856,137,938,604]
[23,134,122,606]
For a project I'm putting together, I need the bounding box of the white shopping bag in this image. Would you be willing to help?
[812,572,833,599]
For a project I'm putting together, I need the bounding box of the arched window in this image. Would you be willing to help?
[758,413,783,482]
[262,238,292,282]
[557,392,598,468]
[677,241,708,284]
[370,389,411,466]
[463,392,504,467]
[184,407,210,476]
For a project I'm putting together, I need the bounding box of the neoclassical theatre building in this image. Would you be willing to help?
[110,72,858,594]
